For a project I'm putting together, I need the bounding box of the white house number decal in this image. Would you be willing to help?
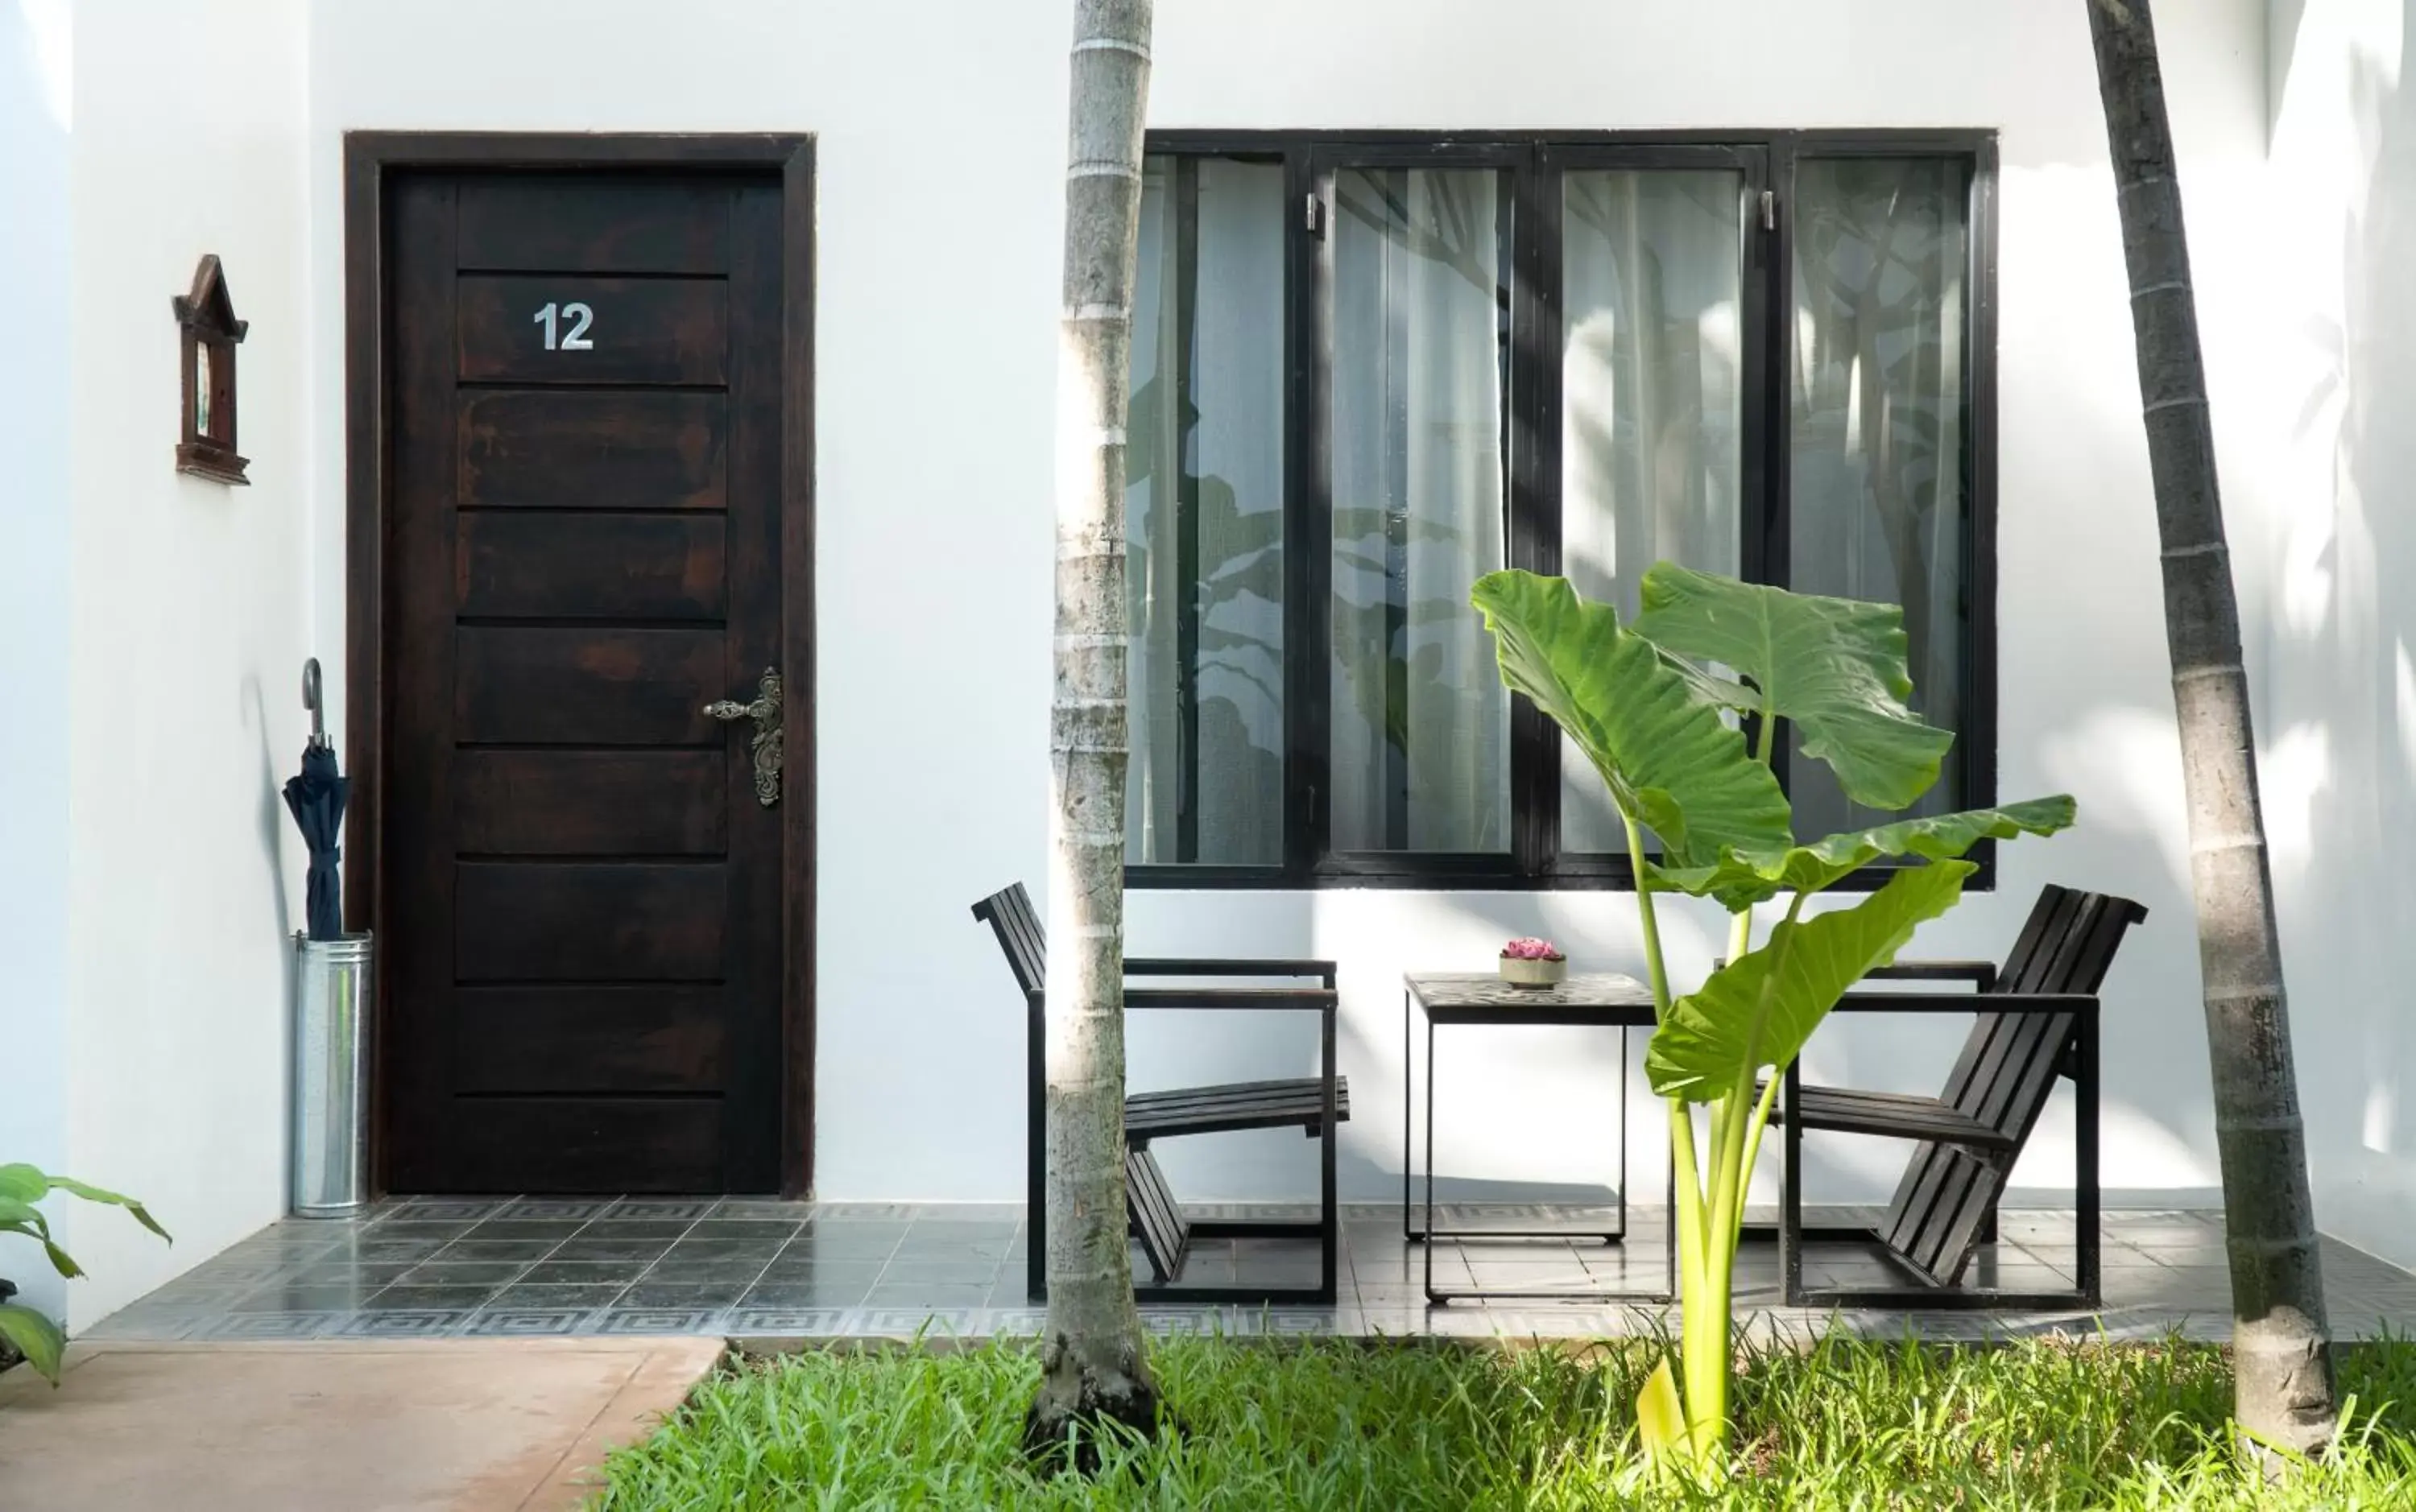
[532,300,595,352]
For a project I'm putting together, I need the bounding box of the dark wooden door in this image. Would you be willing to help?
[384,172,791,1193]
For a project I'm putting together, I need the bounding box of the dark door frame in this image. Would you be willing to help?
[342,132,818,1196]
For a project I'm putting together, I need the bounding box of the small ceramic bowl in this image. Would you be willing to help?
[1499,954,1569,989]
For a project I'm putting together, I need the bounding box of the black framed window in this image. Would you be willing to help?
[1125,131,1997,891]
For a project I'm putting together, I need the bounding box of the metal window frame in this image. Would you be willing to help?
[1125,129,1999,894]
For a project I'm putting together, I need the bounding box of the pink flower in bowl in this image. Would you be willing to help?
[1500,936,1566,961]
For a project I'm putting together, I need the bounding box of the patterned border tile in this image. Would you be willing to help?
[333,1309,478,1339]
[594,1308,727,1336]
[191,1312,351,1341]
[598,1200,717,1223]
[857,1308,977,1336]
[726,1308,853,1335]
[500,1198,616,1221]
[463,1308,603,1337]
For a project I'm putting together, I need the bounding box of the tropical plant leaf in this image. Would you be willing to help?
[45,1178,170,1244]
[38,1238,82,1279]
[1650,796,2078,910]
[1630,563,1955,811]
[0,1164,43,1204]
[1646,861,1975,1101]
[0,1196,52,1238]
[0,1301,66,1385]
[1471,572,1791,868]
[1636,1354,1686,1464]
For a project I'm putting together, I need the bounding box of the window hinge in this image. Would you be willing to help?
[1304,192,1324,238]
[1760,189,1777,232]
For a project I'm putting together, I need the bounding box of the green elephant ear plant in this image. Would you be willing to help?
[1471,564,2076,1477]
[0,1163,169,1384]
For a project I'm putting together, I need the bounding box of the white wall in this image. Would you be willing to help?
[2265,0,2416,1268]
[0,0,77,1323]
[292,0,2282,1217]
[63,0,314,1327]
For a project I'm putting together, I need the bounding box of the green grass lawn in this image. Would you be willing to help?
[593,1331,2416,1510]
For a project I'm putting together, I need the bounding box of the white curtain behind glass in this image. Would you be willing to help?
[1789,158,1967,836]
[1558,170,1745,853]
[1328,168,1510,853]
[1125,159,1286,865]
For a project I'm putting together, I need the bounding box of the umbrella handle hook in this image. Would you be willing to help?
[303,658,327,749]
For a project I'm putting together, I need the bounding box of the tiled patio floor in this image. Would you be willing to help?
[83,1199,2416,1346]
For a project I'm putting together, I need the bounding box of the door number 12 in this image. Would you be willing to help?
[532,300,594,351]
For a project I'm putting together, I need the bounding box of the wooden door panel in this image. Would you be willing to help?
[453,861,727,981]
[459,390,728,510]
[457,512,728,620]
[385,169,792,1196]
[457,275,727,385]
[457,180,732,275]
[455,750,727,856]
[452,986,727,1093]
[440,1099,726,1194]
[453,626,721,745]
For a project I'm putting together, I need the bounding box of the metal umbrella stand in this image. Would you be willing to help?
[285,660,372,1217]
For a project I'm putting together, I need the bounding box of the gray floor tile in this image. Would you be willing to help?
[461,1220,588,1243]
[231,1283,391,1313]
[877,1258,1002,1286]
[740,1279,878,1309]
[393,1198,508,1221]
[362,1285,502,1312]
[709,1198,820,1221]
[435,1237,563,1264]
[548,1235,676,1265]
[520,1258,656,1286]
[395,1260,530,1287]
[488,1283,631,1311]
[621,1280,752,1310]
[661,1237,786,1264]
[865,1283,992,1310]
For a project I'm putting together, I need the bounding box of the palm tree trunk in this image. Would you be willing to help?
[2085,0,2337,1459]
[1028,0,1160,1469]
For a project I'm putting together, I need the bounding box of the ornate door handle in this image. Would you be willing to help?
[704,667,783,808]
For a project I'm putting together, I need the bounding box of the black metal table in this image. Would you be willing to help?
[1403,972,1673,1304]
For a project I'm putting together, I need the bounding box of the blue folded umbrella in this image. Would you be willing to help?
[283,740,349,942]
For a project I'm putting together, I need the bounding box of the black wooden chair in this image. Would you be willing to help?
[1759,882,2148,1309]
[971,882,1348,1304]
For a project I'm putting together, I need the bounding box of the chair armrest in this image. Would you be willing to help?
[1714,956,1995,989]
[1864,959,1996,987]
[1124,956,1337,981]
[1829,990,2096,1016]
[1123,985,1338,1012]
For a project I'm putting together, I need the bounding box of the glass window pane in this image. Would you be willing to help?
[1789,157,1971,834]
[1558,168,1747,854]
[1125,157,1287,865]
[1328,167,1512,853]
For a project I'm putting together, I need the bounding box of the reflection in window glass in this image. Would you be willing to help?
[1328,167,1512,853]
[1789,157,1971,834]
[1558,169,1745,853]
[1125,157,1286,865]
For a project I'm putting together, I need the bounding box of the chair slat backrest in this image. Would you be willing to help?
[971,882,1047,998]
[1880,883,2148,1280]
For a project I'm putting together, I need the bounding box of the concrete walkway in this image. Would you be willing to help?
[0,1336,722,1510]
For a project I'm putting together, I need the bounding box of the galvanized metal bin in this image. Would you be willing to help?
[292,932,372,1217]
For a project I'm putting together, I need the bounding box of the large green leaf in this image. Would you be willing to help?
[1646,861,1975,1101]
[1630,563,1955,811]
[0,1164,43,1204]
[46,1177,170,1244]
[1471,572,1791,868]
[0,1301,67,1385]
[1651,796,2078,910]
